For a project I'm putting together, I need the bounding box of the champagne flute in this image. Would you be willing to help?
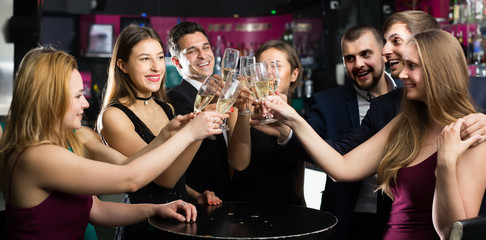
[221,48,239,83]
[238,56,256,115]
[220,48,239,130]
[194,76,222,140]
[239,56,255,74]
[216,76,243,131]
[194,76,221,114]
[249,62,278,124]
[245,65,261,101]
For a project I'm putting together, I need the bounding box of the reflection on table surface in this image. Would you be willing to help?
[149,201,337,239]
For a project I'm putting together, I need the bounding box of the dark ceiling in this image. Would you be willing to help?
[41,0,323,18]
[99,0,322,17]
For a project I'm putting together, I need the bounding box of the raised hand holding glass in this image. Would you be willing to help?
[194,76,222,114]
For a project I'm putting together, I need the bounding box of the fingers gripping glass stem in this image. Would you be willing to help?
[239,56,256,115]
[194,76,222,140]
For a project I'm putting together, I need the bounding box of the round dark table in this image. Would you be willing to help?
[148,201,337,239]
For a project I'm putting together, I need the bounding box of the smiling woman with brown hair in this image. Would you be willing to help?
[97,25,226,240]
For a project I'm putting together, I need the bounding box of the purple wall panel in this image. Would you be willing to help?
[395,0,449,19]
[188,14,292,50]
[78,14,295,56]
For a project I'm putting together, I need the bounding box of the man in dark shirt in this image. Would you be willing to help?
[307,24,399,240]
[167,22,231,201]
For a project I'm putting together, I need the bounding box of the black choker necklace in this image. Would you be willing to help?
[135,95,152,105]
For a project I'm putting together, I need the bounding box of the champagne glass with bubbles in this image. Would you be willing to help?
[219,48,239,131]
[194,76,221,114]
[238,56,256,115]
[250,62,278,124]
[216,76,243,131]
[221,48,239,83]
[245,66,261,102]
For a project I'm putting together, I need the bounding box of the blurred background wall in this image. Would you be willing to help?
[0,0,13,118]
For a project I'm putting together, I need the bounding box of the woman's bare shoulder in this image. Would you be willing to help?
[101,106,134,130]
[22,144,72,161]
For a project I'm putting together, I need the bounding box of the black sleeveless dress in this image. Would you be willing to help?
[113,99,188,240]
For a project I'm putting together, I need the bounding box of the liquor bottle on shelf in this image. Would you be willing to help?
[214,35,224,76]
[304,69,313,99]
[282,23,294,47]
[248,42,255,57]
[295,36,302,57]
[474,0,484,21]
[468,30,475,64]
[466,0,474,23]
[236,43,242,56]
[462,0,469,23]
[453,0,460,23]
[450,0,455,23]
[239,42,248,57]
[473,25,486,76]
[473,36,483,65]
[458,30,468,58]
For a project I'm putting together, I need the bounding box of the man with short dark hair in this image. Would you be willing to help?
[168,22,215,87]
[167,22,231,201]
[308,24,399,240]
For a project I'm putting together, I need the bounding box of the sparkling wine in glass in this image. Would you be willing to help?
[221,48,239,83]
[219,48,239,131]
[254,79,272,102]
[238,56,256,115]
[215,76,243,131]
[194,76,221,114]
[249,62,278,124]
[245,66,261,102]
[194,76,222,140]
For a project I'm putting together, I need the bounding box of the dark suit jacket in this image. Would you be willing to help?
[307,83,360,140]
[330,77,486,152]
[469,77,486,214]
[306,83,385,240]
[286,86,400,240]
[470,76,486,113]
[167,80,231,199]
[327,89,402,154]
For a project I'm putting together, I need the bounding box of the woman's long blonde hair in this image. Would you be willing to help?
[377,30,477,199]
[0,47,87,173]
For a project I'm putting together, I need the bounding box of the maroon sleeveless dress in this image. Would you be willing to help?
[383,152,440,240]
[6,153,93,240]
